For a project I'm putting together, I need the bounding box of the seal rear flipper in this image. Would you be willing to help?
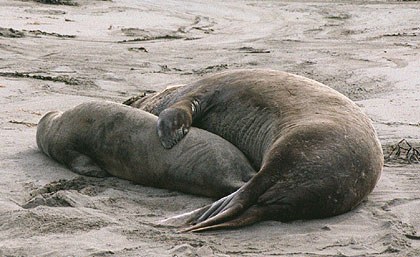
[65,150,109,178]
[180,205,269,232]
[176,167,274,232]
[174,189,250,232]
[158,204,212,227]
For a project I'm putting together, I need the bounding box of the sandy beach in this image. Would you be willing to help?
[1,0,420,256]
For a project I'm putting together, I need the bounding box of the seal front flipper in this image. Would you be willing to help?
[157,95,207,148]
[65,150,109,178]
[157,108,191,149]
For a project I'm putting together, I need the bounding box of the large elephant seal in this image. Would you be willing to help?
[36,101,256,198]
[127,69,383,232]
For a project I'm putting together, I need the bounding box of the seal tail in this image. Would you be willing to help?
[179,205,268,232]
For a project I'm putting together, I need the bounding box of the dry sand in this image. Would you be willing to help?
[1,0,420,256]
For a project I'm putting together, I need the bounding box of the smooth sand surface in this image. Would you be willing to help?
[1,0,419,256]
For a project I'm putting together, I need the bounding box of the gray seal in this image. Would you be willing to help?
[127,69,384,232]
[36,101,256,198]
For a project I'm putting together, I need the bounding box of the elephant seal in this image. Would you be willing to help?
[127,69,383,232]
[36,101,256,198]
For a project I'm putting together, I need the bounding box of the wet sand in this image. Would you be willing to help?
[1,0,420,256]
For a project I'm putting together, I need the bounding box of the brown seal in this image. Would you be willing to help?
[36,101,256,198]
[127,69,383,232]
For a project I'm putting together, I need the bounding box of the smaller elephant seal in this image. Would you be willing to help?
[127,69,384,232]
[36,101,256,198]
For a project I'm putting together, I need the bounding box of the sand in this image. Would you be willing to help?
[1,0,420,256]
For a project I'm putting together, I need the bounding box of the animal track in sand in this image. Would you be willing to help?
[22,177,106,209]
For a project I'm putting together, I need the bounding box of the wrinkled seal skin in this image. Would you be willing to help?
[128,69,384,232]
[36,101,256,198]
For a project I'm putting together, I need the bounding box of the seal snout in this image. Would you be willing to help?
[39,111,61,123]
[36,111,62,157]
